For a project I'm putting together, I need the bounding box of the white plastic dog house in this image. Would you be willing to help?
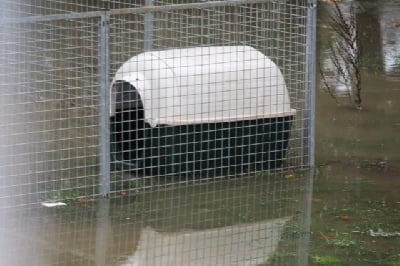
[110,46,296,175]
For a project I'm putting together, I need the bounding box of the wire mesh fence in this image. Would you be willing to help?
[108,0,314,193]
[0,0,315,265]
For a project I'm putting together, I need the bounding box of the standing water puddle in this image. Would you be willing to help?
[1,1,399,265]
[1,173,310,265]
[312,1,400,265]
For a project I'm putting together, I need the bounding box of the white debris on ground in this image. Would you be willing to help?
[369,229,400,237]
[41,202,67,207]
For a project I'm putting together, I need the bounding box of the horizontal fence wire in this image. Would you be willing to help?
[0,0,315,265]
[108,0,310,193]
[0,1,310,200]
[0,17,101,207]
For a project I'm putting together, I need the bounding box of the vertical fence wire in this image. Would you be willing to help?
[1,15,103,206]
[0,1,315,265]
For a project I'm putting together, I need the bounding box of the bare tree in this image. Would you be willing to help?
[320,2,362,110]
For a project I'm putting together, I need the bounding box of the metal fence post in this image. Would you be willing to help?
[98,12,110,197]
[298,1,317,265]
[304,0,317,169]
[144,0,153,51]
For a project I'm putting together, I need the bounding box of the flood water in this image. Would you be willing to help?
[1,0,400,265]
[312,1,400,265]
[0,171,311,265]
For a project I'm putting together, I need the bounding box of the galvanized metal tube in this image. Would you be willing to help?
[308,1,317,174]
[98,12,110,197]
[144,0,153,51]
[109,0,276,15]
[302,0,317,169]
[0,10,104,25]
[297,1,317,265]
[0,0,274,25]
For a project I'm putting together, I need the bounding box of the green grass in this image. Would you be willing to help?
[48,189,80,201]
[312,255,341,265]
[309,164,400,265]
[267,252,297,264]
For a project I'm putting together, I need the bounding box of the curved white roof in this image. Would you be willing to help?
[110,46,295,127]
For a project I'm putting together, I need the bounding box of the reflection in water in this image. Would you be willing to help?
[319,2,361,100]
[356,4,382,73]
[379,3,400,76]
[0,172,311,265]
[321,58,352,96]
[122,218,289,266]
[0,2,314,265]
[319,1,400,97]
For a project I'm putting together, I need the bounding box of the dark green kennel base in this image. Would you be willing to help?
[110,116,293,175]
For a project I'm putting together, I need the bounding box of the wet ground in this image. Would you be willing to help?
[308,1,400,265]
[0,171,310,265]
[0,1,399,265]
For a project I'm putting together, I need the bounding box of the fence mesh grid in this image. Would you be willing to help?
[109,1,311,192]
[0,0,315,265]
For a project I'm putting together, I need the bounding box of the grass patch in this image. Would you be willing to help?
[48,189,80,201]
[267,252,296,264]
[310,165,400,265]
[312,255,341,265]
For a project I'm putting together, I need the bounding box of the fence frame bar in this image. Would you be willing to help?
[144,0,154,51]
[297,1,317,265]
[0,0,273,25]
[98,12,111,197]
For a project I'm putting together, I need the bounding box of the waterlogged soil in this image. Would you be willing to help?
[2,1,399,265]
[308,1,400,265]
